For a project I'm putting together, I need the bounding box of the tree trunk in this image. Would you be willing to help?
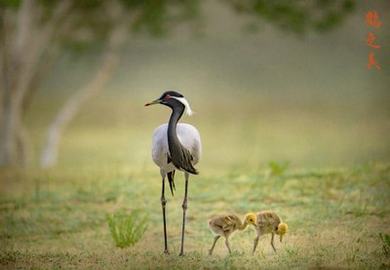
[0,91,32,166]
[0,0,72,167]
[0,94,18,165]
[40,22,127,168]
[0,0,33,167]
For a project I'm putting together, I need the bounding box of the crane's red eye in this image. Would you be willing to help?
[164,94,171,100]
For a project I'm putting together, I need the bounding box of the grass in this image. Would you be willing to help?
[107,209,148,248]
[1,97,389,269]
[0,163,389,269]
[379,233,390,257]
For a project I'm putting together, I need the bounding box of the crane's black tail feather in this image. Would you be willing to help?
[167,171,176,196]
[187,165,199,175]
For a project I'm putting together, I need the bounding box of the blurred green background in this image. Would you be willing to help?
[27,0,389,170]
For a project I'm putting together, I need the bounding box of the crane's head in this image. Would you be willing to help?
[244,213,256,226]
[276,222,288,242]
[145,91,193,116]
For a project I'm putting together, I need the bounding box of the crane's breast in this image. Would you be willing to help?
[151,123,202,170]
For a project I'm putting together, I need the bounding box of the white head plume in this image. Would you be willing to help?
[172,96,193,116]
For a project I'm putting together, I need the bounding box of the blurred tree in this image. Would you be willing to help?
[0,0,355,168]
[0,0,199,167]
[226,0,356,34]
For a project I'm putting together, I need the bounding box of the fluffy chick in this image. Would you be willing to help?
[245,211,288,254]
[208,214,254,255]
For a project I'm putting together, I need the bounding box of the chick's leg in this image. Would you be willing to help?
[252,235,260,255]
[225,236,232,254]
[271,232,277,253]
[209,235,221,255]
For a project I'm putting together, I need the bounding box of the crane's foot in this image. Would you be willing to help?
[163,249,169,255]
[179,251,185,256]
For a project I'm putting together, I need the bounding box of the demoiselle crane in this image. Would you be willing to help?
[145,91,201,256]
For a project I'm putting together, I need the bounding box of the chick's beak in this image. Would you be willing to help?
[145,99,161,106]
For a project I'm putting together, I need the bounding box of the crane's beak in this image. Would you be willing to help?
[145,99,161,106]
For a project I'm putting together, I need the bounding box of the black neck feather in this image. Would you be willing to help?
[167,103,198,175]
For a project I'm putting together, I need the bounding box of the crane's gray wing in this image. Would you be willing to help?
[169,123,200,174]
[177,123,201,165]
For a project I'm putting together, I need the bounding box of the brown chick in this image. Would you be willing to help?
[208,214,254,255]
[245,211,288,254]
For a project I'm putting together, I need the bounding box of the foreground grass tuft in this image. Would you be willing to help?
[380,233,390,257]
[267,160,290,177]
[107,209,148,248]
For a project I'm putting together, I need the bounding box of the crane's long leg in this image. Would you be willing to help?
[209,235,221,255]
[179,172,189,256]
[252,235,260,255]
[271,232,276,253]
[160,173,169,254]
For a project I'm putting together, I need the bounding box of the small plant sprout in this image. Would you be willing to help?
[266,161,290,178]
[106,209,148,248]
[379,233,390,256]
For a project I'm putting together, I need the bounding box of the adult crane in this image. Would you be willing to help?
[145,91,201,256]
